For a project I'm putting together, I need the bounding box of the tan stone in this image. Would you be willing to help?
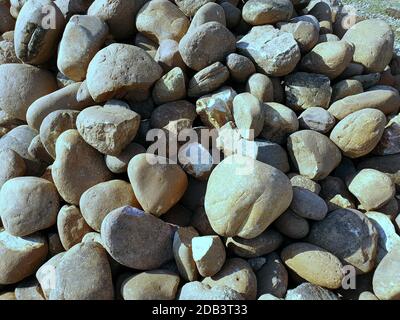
[0,230,48,285]
[86,44,163,102]
[136,0,189,44]
[173,227,199,281]
[332,89,400,120]
[0,63,57,121]
[80,180,139,232]
[281,242,344,289]
[76,105,141,156]
[349,169,395,211]
[330,109,387,158]
[300,41,354,79]
[121,270,180,300]
[205,155,293,239]
[202,258,257,300]
[57,205,92,250]
[52,130,112,205]
[192,235,226,277]
[0,177,60,237]
[50,242,114,300]
[128,154,188,217]
[57,15,108,81]
[287,130,342,180]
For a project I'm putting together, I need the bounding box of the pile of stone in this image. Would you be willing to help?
[0,0,400,301]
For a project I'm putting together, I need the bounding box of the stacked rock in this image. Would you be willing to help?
[0,0,399,301]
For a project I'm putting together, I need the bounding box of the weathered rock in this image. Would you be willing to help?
[205,155,293,239]
[179,281,244,300]
[190,206,216,236]
[348,169,395,211]
[0,64,57,121]
[162,204,193,227]
[343,19,394,73]
[0,149,26,189]
[86,44,163,102]
[173,227,199,281]
[47,232,64,258]
[155,39,186,72]
[256,253,288,298]
[233,93,264,140]
[236,139,290,173]
[101,206,174,270]
[285,283,339,300]
[88,0,142,40]
[128,154,188,216]
[80,180,139,232]
[225,229,283,259]
[39,110,79,159]
[122,270,180,300]
[298,107,336,133]
[179,22,236,72]
[281,242,344,289]
[288,130,342,180]
[0,230,48,285]
[289,173,321,194]
[352,73,381,89]
[51,130,112,205]
[319,176,355,211]
[192,235,226,277]
[328,89,400,120]
[136,0,189,44]
[15,278,45,300]
[374,114,400,156]
[261,102,299,144]
[274,209,310,239]
[57,15,108,81]
[359,291,379,300]
[0,37,20,64]
[0,1,15,34]
[203,258,257,300]
[14,0,65,64]
[196,87,236,129]
[290,187,328,221]
[152,67,186,105]
[151,100,196,131]
[246,73,274,102]
[278,17,319,53]
[175,0,216,17]
[28,135,52,164]
[105,142,146,174]
[0,125,43,175]
[330,109,387,159]
[27,82,94,131]
[220,2,241,29]
[76,105,141,156]
[300,41,354,79]
[188,62,229,98]
[187,2,226,33]
[242,0,293,25]
[366,212,400,263]
[373,246,400,300]
[57,205,92,250]
[226,53,256,83]
[178,142,218,181]
[0,177,60,237]
[307,208,378,274]
[285,72,332,111]
[331,79,364,102]
[50,242,114,300]
[237,25,301,77]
